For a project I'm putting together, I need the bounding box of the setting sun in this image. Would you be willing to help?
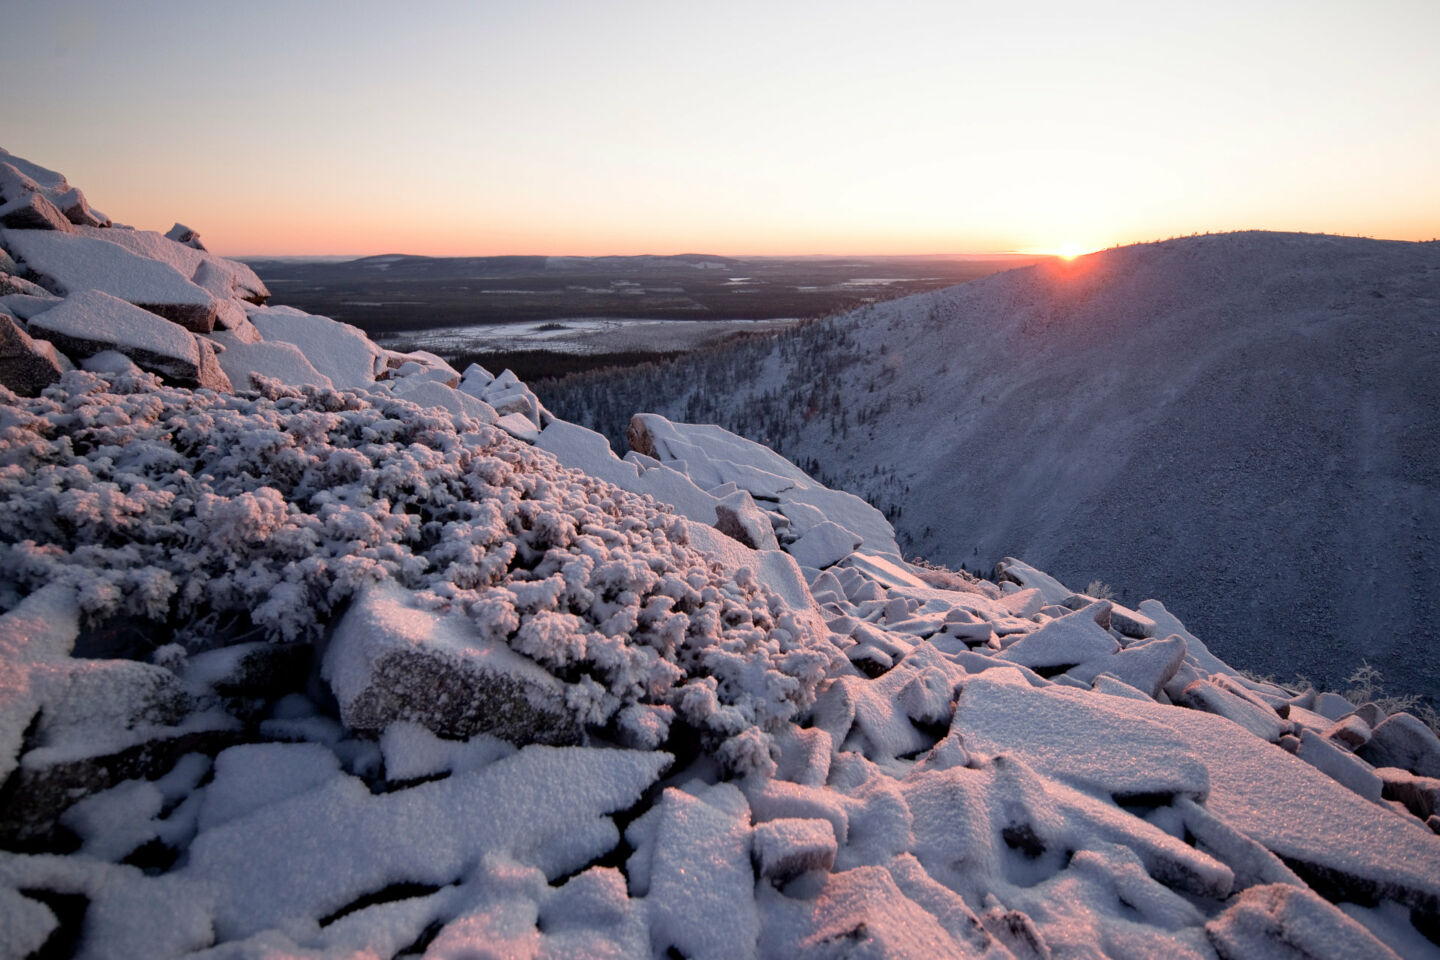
[1053,243,1090,260]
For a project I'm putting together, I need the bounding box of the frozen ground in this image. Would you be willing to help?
[380,316,803,358]
[4,151,1440,959]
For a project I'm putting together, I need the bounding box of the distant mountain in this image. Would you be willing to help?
[545,232,1440,701]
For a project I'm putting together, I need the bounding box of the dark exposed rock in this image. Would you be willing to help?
[26,289,222,389]
[164,222,206,250]
[1322,714,1371,751]
[1376,767,1440,821]
[0,193,74,232]
[0,312,66,396]
[0,726,242,849]
[1360,713,1440,778]
[323,584,582,746]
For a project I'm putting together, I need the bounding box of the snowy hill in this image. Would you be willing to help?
[3,150,1440,959]
[545,232,1440,703]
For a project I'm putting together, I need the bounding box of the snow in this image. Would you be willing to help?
[952,668,1211,801]
[572,233,1440,704]
[641,783,758,960]
[1,227,218,330]
[210,334,335,390]
[3,153,1440,960]
[77,224,267,302]
[0,585,78,784]
[1207,883,1404,960]
[247,308,379,388]
[28,287,199,365]
[186,745,669,941]
[788,519,863,570]
[387,376,497,422]
[992,601,1119,670]
[198,742,343,831]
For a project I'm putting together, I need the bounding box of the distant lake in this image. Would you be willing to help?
[377,316,803,357]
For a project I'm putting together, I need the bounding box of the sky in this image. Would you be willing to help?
[2,0,1438,257]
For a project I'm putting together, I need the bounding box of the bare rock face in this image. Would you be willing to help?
[627,413,658,459]
[0,312,66,396]
[322,583,582,746]
[194,336,234,392]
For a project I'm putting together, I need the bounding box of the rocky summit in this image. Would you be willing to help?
[2,150,1440,959]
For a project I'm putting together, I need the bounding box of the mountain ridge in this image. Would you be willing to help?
[543,230,1440,701]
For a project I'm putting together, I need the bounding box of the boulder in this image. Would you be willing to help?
[0,722,242,848]
[388,377,498,422]
[752,817,838,882]
[0,312,66,395]
[1360,712,1440,778]
[1110,603,1156,639]
[495,411,541,442]
[787,520,862,570]
[714,489,780,550]
[993,602,1119,672]
[1206,883,1401,960]
[0,292,63,320]
[248,308,381,388]
[194,337,234,392]
[1,228,219,332]
[1376,767,1440,821]
[27,289,221,389]
[0,272,53,297]
[211,335,334,391]
[322,582,581,746]
[1313,691,1357,721]
[1323,714,1372,751]
[1175,678,1287,742]
[0,150,108,226]
[1072,633,1187,698]
[1294,729,1383,802]
[184,641,312,698]
[0,191,74,232]
[165,222,206,249]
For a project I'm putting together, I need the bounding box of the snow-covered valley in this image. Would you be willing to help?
[543,233,1440,706]
[3,149,1440,959]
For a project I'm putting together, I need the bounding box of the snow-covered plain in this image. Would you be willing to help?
[381,316,802,358]
[3,150,1440,959]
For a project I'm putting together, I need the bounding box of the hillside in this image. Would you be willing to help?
[542,232,1440,702]
[4,150,1440,958]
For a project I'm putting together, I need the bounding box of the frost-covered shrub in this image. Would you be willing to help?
[0,371,838,769]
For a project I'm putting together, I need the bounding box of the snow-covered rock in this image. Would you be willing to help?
[27,289,231,390]
[1362,712,1440,779]
[0,148,107,227]
[323,581,583,746]
[2,150,1438,960]
[247,308,380,388]
[1,228,220,332]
